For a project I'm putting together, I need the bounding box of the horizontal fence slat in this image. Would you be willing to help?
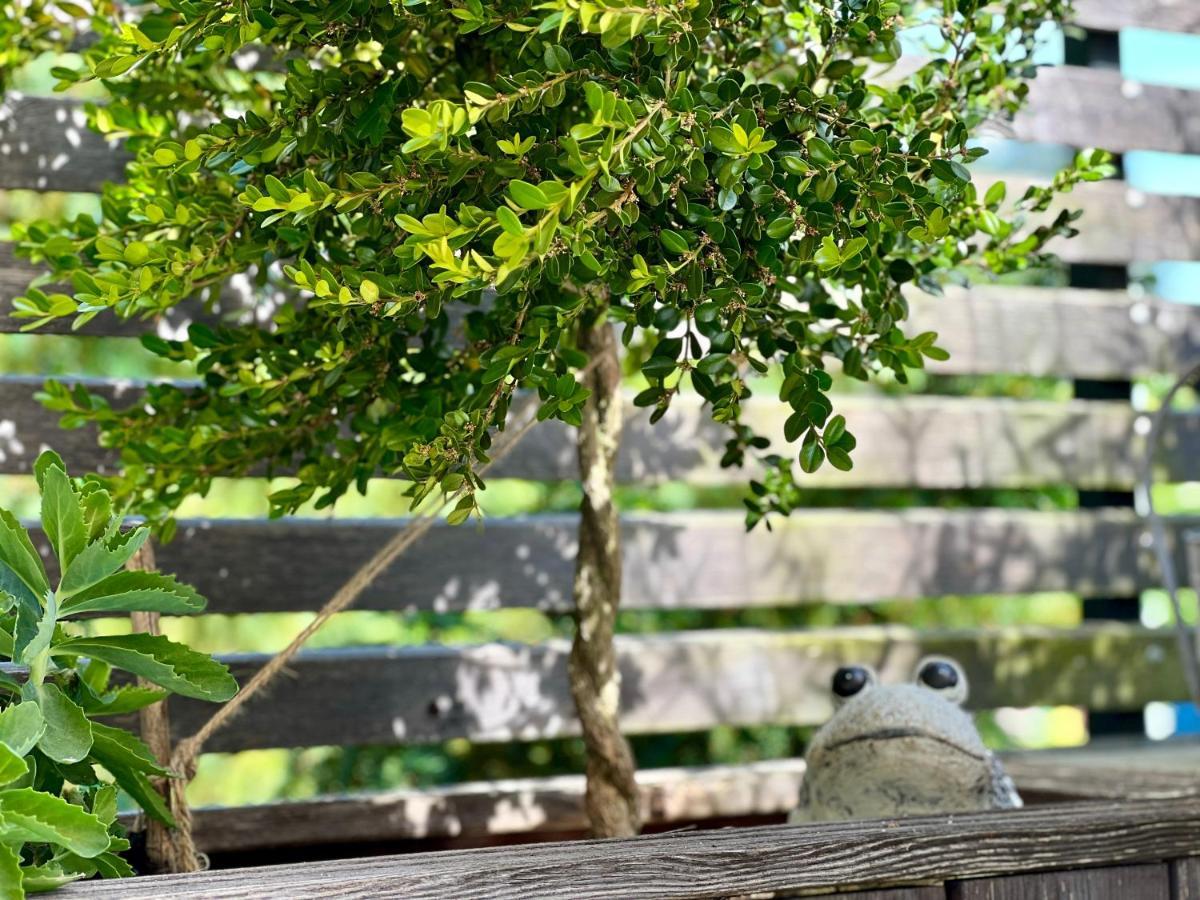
[1016,66,1200,156]
[114,624,1186,753]
[131,743,1200,855]
[1074,0,1200,34]
[26,509,1177,614]
[985,175,1200,265]
[0,382,1190,488]
[63,794,1200,899]
[6,258,1199,380]
[913,286,1200,379]
[167,759,808,854]
[0,95,128,192]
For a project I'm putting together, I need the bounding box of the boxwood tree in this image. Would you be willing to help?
[7,0,1105,837]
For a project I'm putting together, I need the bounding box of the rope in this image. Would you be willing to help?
[160,395,542,870]
[1137,361,1200,709]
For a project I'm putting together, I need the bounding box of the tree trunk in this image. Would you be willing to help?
[127,542,192,873]
[568,316,641,838]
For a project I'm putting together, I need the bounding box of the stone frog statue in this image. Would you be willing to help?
[790,657,1022,823]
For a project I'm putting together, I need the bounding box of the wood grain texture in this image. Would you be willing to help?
[19,508,1187,615]
[155,759,808,854]
[1015,67,1200,156]
[101,624,1186,753]
[59,796,1200,899]
[137,744,1199,857]
[1074,0,1200,34]
[912,286,1200,380]
[948,863,1170,900]
[1005,741,1200,800]
[2,380,1193,489]
[1172,858,1200,900]
[806,890,945,900]
[0,94,128,191]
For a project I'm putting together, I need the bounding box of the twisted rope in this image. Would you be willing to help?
[154,396,542,871]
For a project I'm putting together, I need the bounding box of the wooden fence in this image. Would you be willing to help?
[4,0,1200,895]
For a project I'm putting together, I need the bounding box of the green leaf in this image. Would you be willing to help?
[0,742,28,788]
[31,683,93,764]
[806,136,837,167]
[827,446,854,471]
[508,180,550,210]
[824,414,847,446]
[61,570,205,617]
[40,460,86,570]
[54,634,238,702]
[495,205,524,236]
[799,436,825,474]
[89,723,175,827]
[14,589,55,666]
[0,788,111,858]
[708,126,741,154]
[766,216,795,240]
[0,509,49,601]
[659,229,689,255]
[0,843,22,900]
[0,703,45,756]
[814,236,841,270]
[79,683,168,717]
[33,450,66,490]
[60,527,149,598]
[17,862,86,892]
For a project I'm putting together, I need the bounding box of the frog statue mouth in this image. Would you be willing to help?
[825,726,987,761]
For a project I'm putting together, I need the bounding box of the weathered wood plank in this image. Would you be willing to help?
[2,380,1193,489]
[59,796,1200,898]
[27,508,1181,615]
[1004,741,1200,800]
[808,890,945,900]
[1172,857,1200,900]
[1074,0,1200,34]
[116,743,1198,856]
[106,624,1186,753]
[948,863,1171,900]
[7,261,1199,384]
[986,175,1200,265]
[1015,67,1200,156]
[151,760,808,854]
[910,286,1200,380]
[0,95,128,192]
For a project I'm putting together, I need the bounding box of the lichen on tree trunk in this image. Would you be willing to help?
[569,314,641,839]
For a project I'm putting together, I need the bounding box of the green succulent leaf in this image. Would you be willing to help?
[39,455,87,570]
[0,788,111,858]
[0,742,29,788]
[28,683,93,765]
[61,569,205,617]
[0,843,22,900]
[0,510,48,602]
[59,527,150,598]
[54,634,238,702]
[0,703,46,757]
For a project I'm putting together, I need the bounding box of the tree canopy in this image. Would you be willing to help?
[7,0,1109,533]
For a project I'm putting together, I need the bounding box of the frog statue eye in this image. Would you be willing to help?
[831,664,876,701]
[914,656,969,705]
